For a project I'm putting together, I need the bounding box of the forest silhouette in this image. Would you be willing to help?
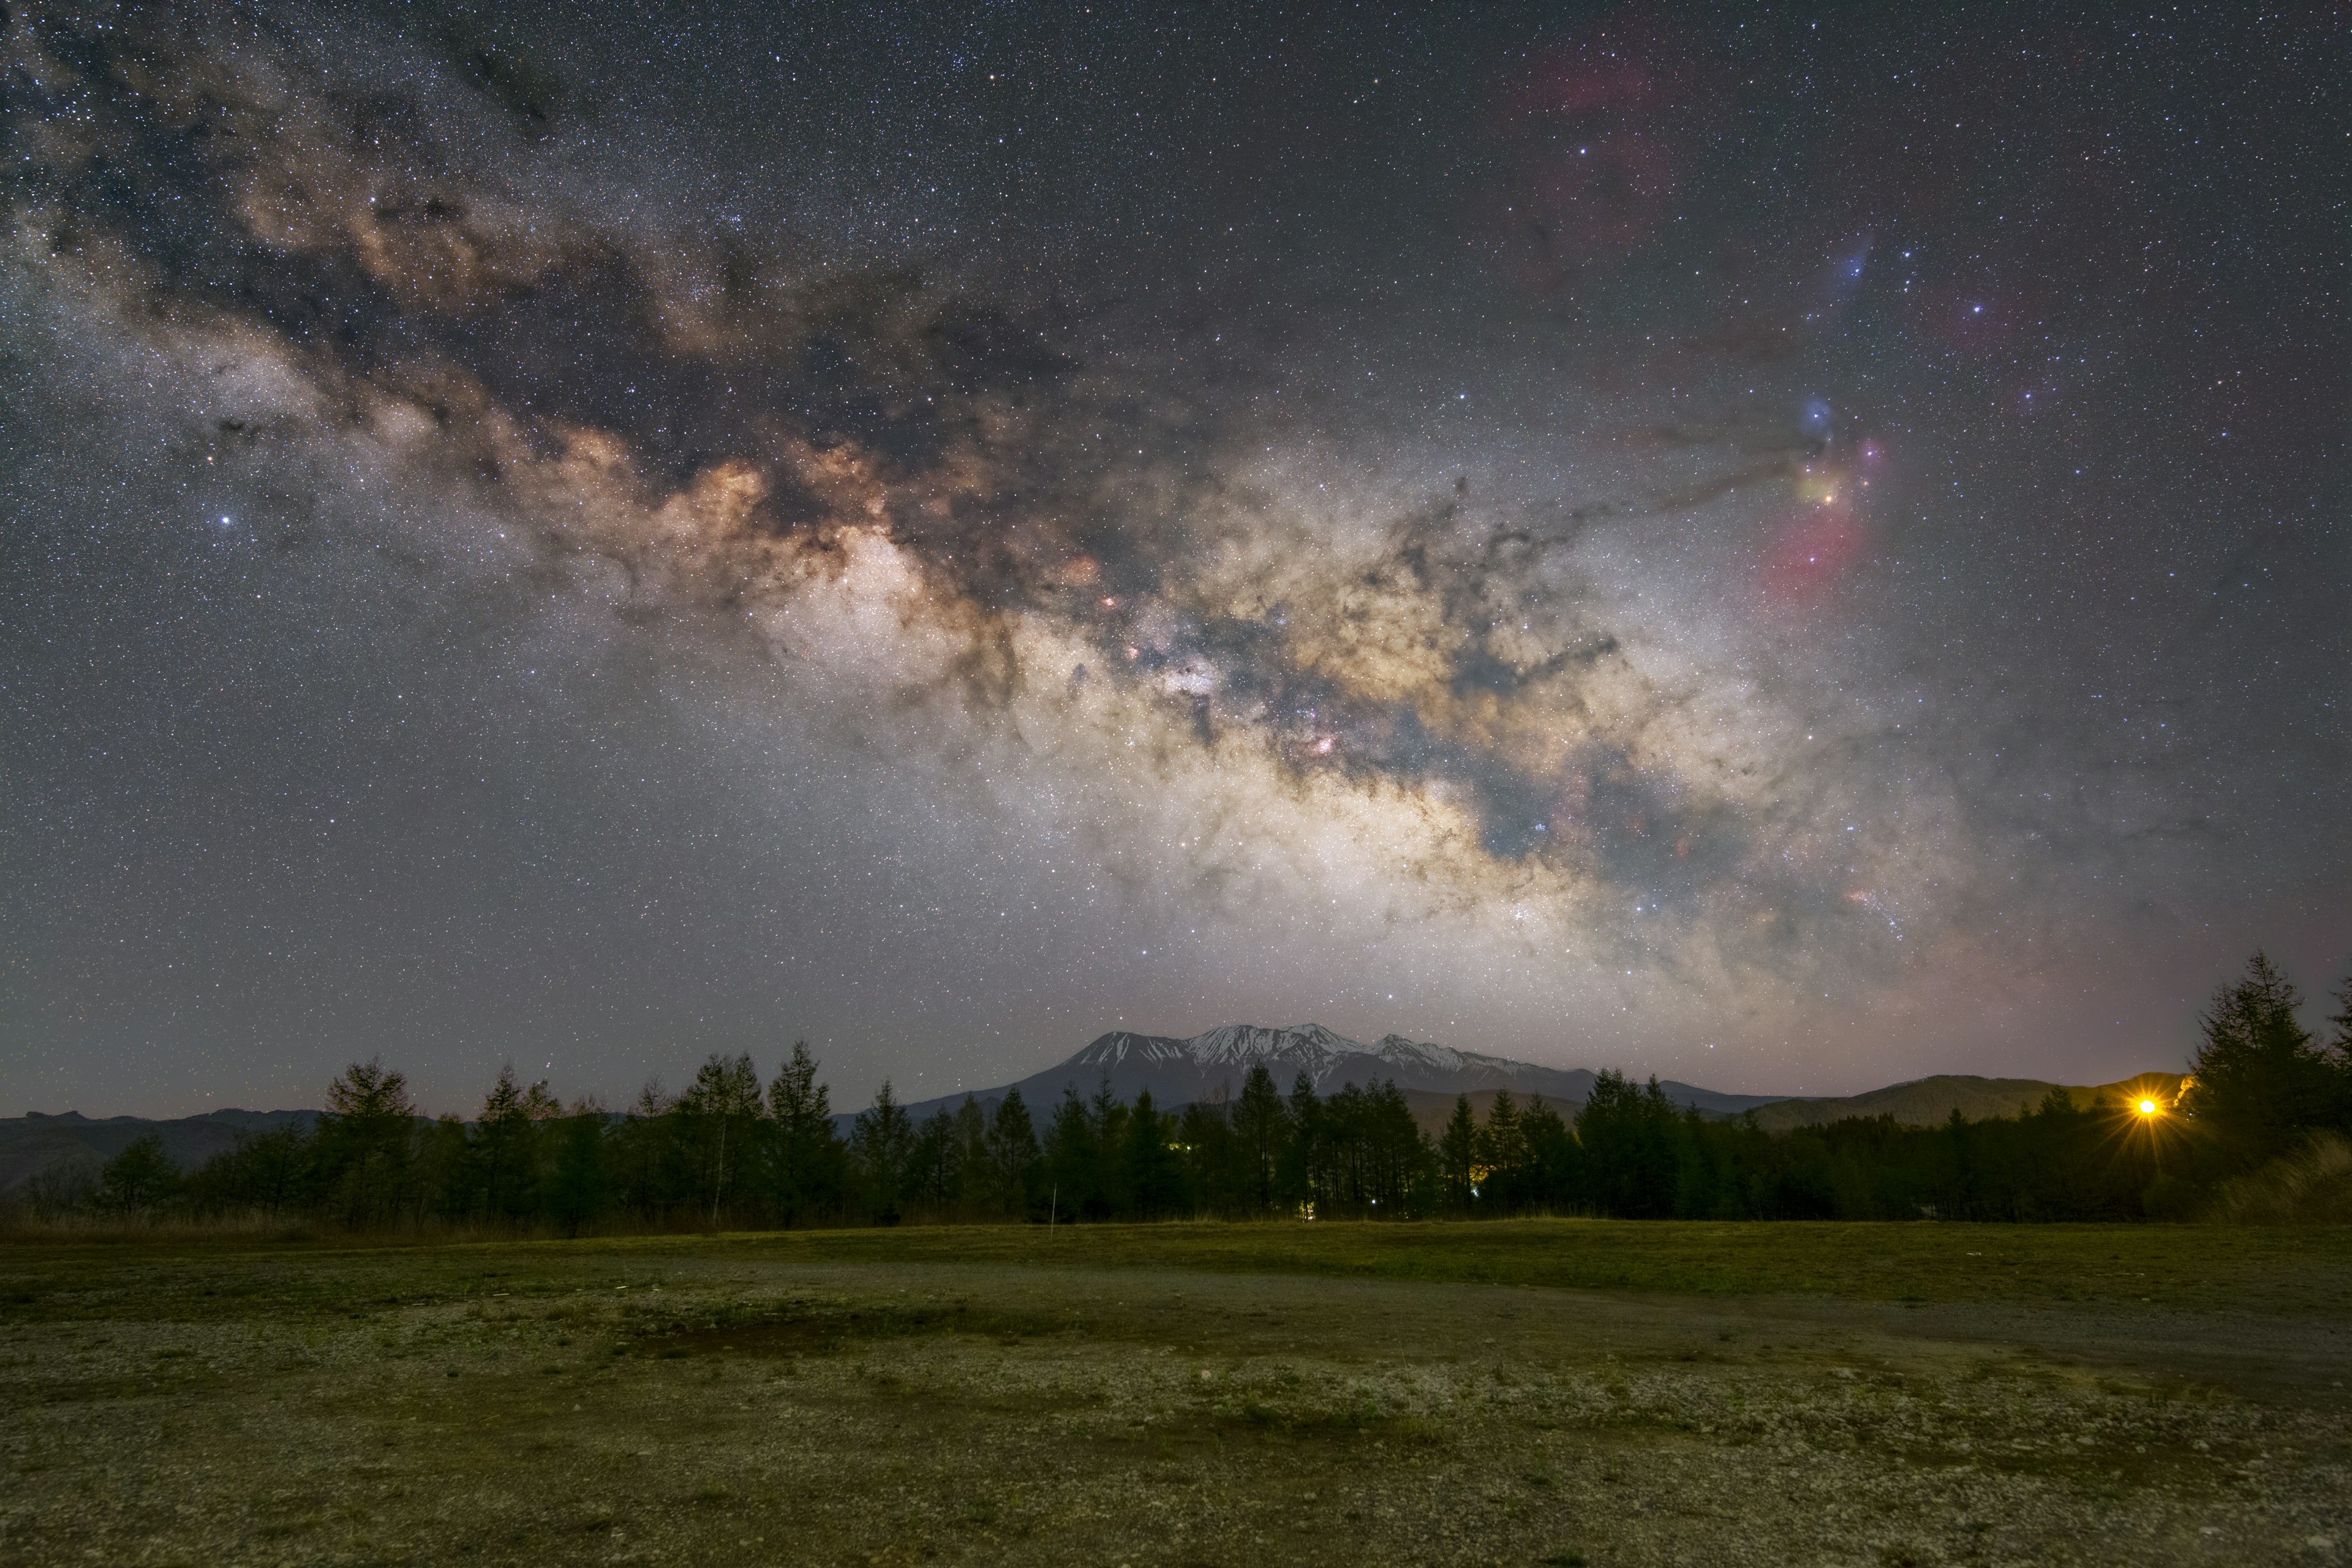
[30,953,2352,1232]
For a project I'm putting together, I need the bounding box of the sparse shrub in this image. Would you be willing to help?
[20,1157,99,1219]
[2201,1131,2352,1224]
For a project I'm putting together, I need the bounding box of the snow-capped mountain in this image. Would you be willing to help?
[1063,1024,1594,1099]
[878,1023,1786,1127]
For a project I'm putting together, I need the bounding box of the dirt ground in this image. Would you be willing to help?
[1,1227,2346,1566]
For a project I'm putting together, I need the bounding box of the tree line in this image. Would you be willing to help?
[36,952,2352,1229]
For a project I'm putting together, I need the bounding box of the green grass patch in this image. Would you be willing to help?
[6,1218,2350,1321]
[730,1217,2352,1316]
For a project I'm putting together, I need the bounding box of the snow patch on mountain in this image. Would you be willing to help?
[870,1022,1790,1131]
[1065,1023,1602,1094]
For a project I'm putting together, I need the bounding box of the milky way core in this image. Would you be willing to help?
[2,5,2345,1113]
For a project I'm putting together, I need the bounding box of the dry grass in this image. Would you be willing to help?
[0,1210,325,1243]
[745,1215,2352,1317]
[12,1213,2352,1313]
[1,1224,2348,1565]
[2206,1133,2352,1226]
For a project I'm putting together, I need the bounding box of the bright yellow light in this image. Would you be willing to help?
[2138,1099,2158,1117]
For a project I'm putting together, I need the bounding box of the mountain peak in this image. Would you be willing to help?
[873,1022,1790,1130]
[1062,1023,1577,1095]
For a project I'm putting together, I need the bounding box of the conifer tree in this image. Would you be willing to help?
[2326,971,2352,1125]
[1280,1072,1321,1215]
[1360,1080,1428,1215]
[420,1114,470,1221]
[1477,1090,1525,1211]
[472,1064,556,1219]
[1044,1085,1098,1221]
[318,1058,418,1226]
[986,1090,1042,1218]
[851,1079,916,1224]
[909,1106,961,1215]
[1120,1090,1183,1218]
[609,1078,688,1217]
[1577,1071,1683,1218]
[1439,1095,1479,1212]
[1231,1063,1289,1215]
[1322,1082,1370,1212]
[1176,1098,1238,1215]
[679,1053,763,1224]
[1518,1095,1583,1213]
[951,1096,990,1218]
[546,1107,610,1237]
[766,1042,842,1226]
[1085,1078,1127,1219]
[2184,952,2342,1173]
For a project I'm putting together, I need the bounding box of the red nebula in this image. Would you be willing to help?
[1761,502,1869,604]
[1508,47,1657,118]
[1471,15,1724,296]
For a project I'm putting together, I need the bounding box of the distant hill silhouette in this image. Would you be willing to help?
[1736,1073,2188,1134]
[0,1109,313,1196]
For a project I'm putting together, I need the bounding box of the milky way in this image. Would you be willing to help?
[3,4,2345,1114]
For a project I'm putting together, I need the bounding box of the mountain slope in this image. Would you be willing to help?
[1737,1074,2187,1134]
[0,1109,314,1196]
[880,1023,1787,1128]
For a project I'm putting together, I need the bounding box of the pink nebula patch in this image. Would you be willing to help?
[1762,503,1869,603]
[1469,16,1725,296]
[1509,48,1657,118]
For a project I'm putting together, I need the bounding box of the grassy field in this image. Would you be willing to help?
[3,1220,2347,1566]
[752,1217,2352,1316]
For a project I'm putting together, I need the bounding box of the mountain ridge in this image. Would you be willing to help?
[1,1039,2186,1194]
[0,1109,314,1197]
[1736,1072,2187,1134]
[877,1022,1787,1129]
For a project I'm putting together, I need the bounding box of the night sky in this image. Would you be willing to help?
[3,3,2345,1118]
